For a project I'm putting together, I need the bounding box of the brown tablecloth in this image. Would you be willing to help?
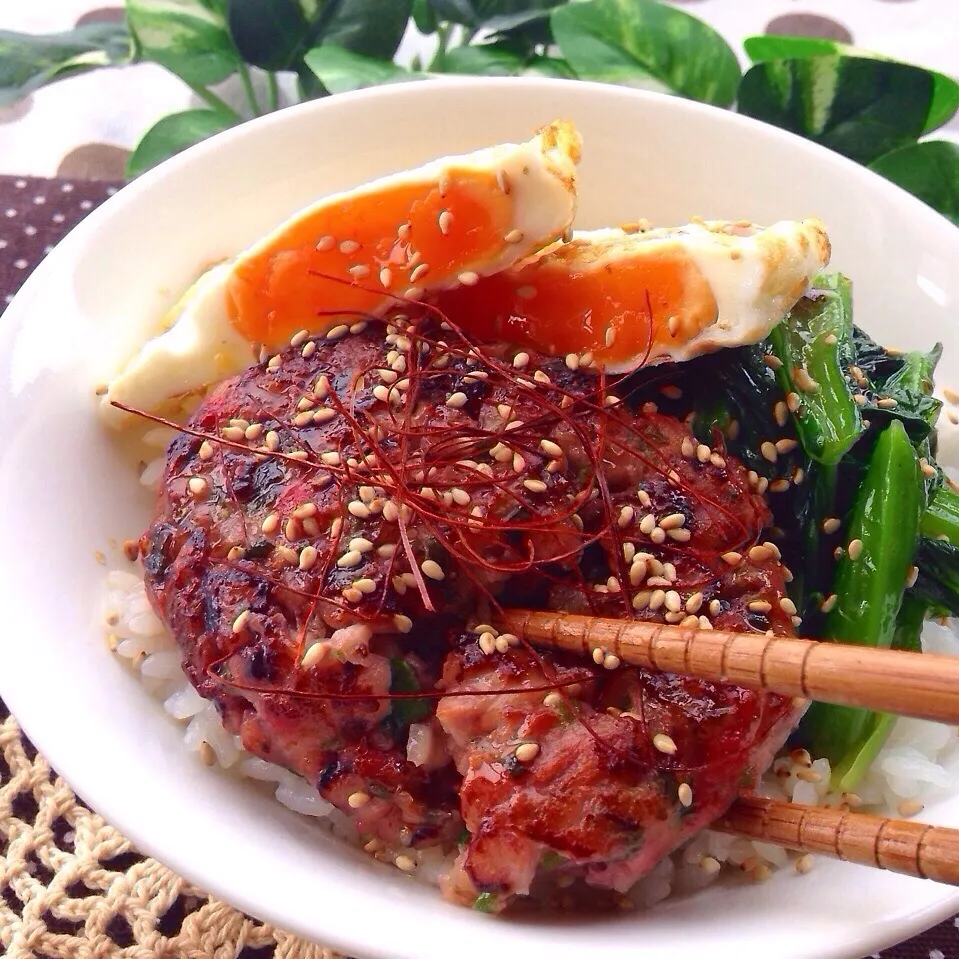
[1,174,957,959]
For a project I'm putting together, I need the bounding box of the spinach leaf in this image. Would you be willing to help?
[743,35,959,134]
[737,55,935,165]
[870,141,959,228]
[0,23,133,107]
[851,327,943,441]
[304,44,419,93]
[127,0,239,86]
[126,106,236,176]
[551,0,740,107]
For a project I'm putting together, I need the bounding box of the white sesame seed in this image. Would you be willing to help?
[394,614,413,634]
[512,452,527,473]
[700,856,721,875]
[653,733,677,755]
[678,783,693,807]
[540,439,563,458]
[504,229,524,244]
[337,550,362,569]
[232,610,250,634]
[906,565,919,588]
[822,517,841,534]
[339,239,360,254]
[188,477,208,497]
[316,235,335,251]
[512,352,530,369]
[649,589,666,611]
[446,391,468,409]
[523,479,547,493]
[721,551,742,566]
[632,590,651,611]
[348,791,370,808]
[394,854,416,873]
[748,600,772,614]
[348,264,370,279]
[421,559,445,581]
[685,592,704,614]
[438,210,453,235]
[664,590,682,613]
[457,271,479,286]
[696,444,711,464]
[659,512,686,531]
[764,354,783,370]
[348,501,371,519]
[748,545,772,562]
[349,537,374,553]
[299,546,318,571]
[760,441,778,463]
[326,324,349,340]
[847,538,864,561]
[639,513,656,535]
[514,742,540,762]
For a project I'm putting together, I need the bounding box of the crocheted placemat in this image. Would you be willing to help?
[1,174,958,959]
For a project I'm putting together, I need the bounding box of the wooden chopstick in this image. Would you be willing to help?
[717,796,959,885]
[498,609,959,725]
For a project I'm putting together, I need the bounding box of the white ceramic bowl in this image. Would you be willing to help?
[3,77,959,959]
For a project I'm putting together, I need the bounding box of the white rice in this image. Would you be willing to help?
[101,560,959,906]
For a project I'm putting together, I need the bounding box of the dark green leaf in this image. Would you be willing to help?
[126,107,236,177]
[430,0,561,29]
[0,24,132,106]
[869,140,959,227]
[485,6,560,48]
[737,56,935,165]
[744,35,838,63]
[225,0,334,71]
[440,44,524,75]
[126,0,239,86]
[412,0,439,34]
[551,0,741,107]
[303,43,418,94]
[743,35,959,134]
[321,0,413,59]
[522,55,575,78]
[296,60,329,99]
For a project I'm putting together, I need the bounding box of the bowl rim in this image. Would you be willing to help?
[4,74,959,959]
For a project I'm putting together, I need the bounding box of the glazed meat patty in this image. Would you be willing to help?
[140,315,801,909]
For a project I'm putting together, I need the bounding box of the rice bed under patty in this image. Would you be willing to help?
[101,560,959,909]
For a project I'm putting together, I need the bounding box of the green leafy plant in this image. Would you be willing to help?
[3,0,959,225]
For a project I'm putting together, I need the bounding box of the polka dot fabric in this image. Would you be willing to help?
[3,174,959,957]
[0,176,118,310]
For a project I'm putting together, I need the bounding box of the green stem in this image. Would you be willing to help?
[238,63,261,117]
[188,83,242,121]
[266,71,279,113]
[431,22,453,70]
